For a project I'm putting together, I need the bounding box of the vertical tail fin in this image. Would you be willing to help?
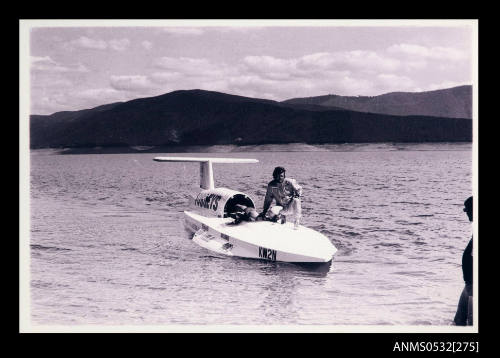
[199,160,214,190]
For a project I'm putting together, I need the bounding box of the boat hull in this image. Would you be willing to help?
[184,211,337,263]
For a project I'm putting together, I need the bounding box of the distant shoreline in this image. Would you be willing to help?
[29,142,472,155]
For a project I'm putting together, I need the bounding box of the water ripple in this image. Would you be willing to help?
[31,244,72,252]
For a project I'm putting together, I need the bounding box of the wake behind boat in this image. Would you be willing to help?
[154,156,337,263]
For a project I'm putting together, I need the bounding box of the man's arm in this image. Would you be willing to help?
[261,184,273,215]
[289,179,302,197]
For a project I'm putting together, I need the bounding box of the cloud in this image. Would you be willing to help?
[109,38,130,51]
[211,26,266,33]
[110,75,157,93]
[31,56,89,73]
[388,43,467,61]
[240,51,402,86]
[32,78,73,88]
[236,52,404,96]
[243,56,296,76]
[32,87,140,115]
[149,71,183,83]
[76,88,129,102]
[153,56,227,78]
[370,73,417,93]
[66,36,131,51]
[31,56,53,64]
[145,53,411,99]
[161,27,205,36]
[142,40,153,50]
[69,36,108,50]
[376,73,414,87]
[31,93,74,114]
[298,51,401,72]
[232,46,470,97]
[32,87,136,114]
[154,57,211,70]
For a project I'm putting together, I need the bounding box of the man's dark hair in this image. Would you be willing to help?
[272,166,286,180]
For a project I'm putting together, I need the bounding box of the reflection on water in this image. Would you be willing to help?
[29,143,472,326]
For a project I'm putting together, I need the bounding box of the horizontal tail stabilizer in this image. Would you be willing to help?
[153,157,259,189]
[154,157,258,164]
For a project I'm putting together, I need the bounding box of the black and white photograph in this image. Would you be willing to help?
[20,19,478,334]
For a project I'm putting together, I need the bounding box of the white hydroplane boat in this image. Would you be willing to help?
[154,157,337,263]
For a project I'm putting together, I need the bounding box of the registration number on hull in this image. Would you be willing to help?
[258,247,277,261]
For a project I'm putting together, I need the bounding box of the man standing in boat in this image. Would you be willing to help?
[260,166,302,229]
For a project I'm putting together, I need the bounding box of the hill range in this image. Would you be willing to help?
[30,85,472,150]
[283,85,472,119]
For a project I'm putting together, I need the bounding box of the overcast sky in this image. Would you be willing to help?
[26,20,476,115]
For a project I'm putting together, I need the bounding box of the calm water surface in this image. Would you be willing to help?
[29,143,473,327]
